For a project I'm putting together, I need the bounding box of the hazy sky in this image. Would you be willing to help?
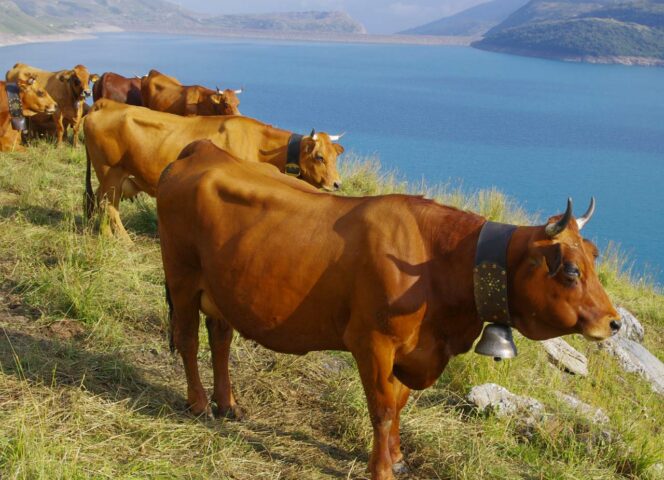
[169,1,487,34]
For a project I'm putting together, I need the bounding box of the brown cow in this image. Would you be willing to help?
[0,78,57,152]
[93,72,143,106]
[84,99,344,240]
[6,63,94,147]
[141,69,241,116]
[157,140,620,480]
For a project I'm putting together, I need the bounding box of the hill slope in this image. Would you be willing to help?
[401,0,529,37]
[0,142,662,479]
[0,0,365,36]
[474,0,664,65]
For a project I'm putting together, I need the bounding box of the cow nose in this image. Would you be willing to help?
[84,90,91,97]
[609,319,622,333]
[333,181,341,190]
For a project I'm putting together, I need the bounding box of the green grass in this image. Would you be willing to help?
[0,142,662,479]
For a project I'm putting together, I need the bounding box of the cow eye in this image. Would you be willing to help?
[315,155,325,162]
[563,262,580,279]
[37,91,45,97]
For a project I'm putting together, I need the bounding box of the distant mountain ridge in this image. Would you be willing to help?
[401,0,529,37]
[0,0,366,36]
[474,0,664,65]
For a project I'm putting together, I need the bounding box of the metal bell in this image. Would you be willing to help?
[474,323,518,361]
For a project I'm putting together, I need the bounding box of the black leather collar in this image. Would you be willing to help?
[473,221,517,326]
[285,133,303,177]
[5,83,27,132]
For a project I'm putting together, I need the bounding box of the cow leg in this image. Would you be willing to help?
[205,316,242,419]
[170,288,210,417]
[54,112,65,146]
[71,118,81,148]
[349,334,398,480]
[389,380,411,467]
[97,168,131,241]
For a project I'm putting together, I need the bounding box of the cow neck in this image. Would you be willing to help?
[4,83,27,132]
[473,221,517,327]
[284,133,303,177]
[69,77,82,109]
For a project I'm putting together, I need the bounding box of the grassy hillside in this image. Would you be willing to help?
[0,0,365,36]
[476,0,664,64]
[0,142,662,479]
[400,0,529,37]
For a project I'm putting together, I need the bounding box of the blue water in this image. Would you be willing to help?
[2,33,663,285]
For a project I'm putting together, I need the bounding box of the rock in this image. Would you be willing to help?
[467,383,545,421]
[616,306,645,343]
[554,392,609,424]
[600,336,664,395]
[541,338,589,376]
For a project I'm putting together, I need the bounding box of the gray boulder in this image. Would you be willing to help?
[600,336,664,395]
[616,306,645,343]
[467,383,545,420]
[541,338,589,376]
[554,392,609,424]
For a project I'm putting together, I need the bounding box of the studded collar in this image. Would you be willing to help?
[285,133,303,177]
[473,221,517,326]
[5,83,27,132]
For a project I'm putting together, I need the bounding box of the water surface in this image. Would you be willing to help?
[2,33,662,284]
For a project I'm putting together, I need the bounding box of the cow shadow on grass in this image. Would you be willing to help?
[0,201,159,239]
[0,306,361,478]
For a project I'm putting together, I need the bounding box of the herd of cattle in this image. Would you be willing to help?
[1,62,622,479]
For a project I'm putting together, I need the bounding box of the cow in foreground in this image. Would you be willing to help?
[157,140,620,480]
[93,72,143,106]
[0,78,57,152]
[141,69,241,116]
[6,63,94,147]
[84,100,344,240]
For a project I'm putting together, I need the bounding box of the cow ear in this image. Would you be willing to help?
[90,74,100,84]
[210,94,222,104]
[540,243,563,277]
[334,144,344,155]
[59,71,72,82]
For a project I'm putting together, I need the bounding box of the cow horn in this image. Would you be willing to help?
[310,129,317,140]
[328,132,345,142]
[545,198,573,237]
[576,197,595,231]
[216,86,222,94]
[233,87,243,94]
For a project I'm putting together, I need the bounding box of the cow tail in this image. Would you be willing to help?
[165,282,175,353]
[84,143,95,220]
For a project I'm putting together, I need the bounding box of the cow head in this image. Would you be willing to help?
[299,130,344,191]
[508,198,620,342]
[58,64,92,100]
[209,87,242,115]
[17,77,57,116]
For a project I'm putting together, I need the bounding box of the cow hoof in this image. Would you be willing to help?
[216,404,245,420]
[392,461,409,475]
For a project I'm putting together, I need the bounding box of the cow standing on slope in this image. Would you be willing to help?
[84,99,344,240]
[6,63,95,147]
[93,72,143,106]
[157,140,621,480]
[0,77,57,152]
[141,69,242,116]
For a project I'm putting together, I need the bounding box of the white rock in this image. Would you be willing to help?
[542,338,589,376]
[600,336,664,395]
[616,306,645,343]
[467,383,545,420]
[554,392,609,424]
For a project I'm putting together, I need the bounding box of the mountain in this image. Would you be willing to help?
[401,0,529,37]
[474,0,664,65]
[0,0,365,36]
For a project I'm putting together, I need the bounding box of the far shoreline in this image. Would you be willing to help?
[0,28,476,50]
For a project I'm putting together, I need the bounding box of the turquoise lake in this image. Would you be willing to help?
[1,33,663,285]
